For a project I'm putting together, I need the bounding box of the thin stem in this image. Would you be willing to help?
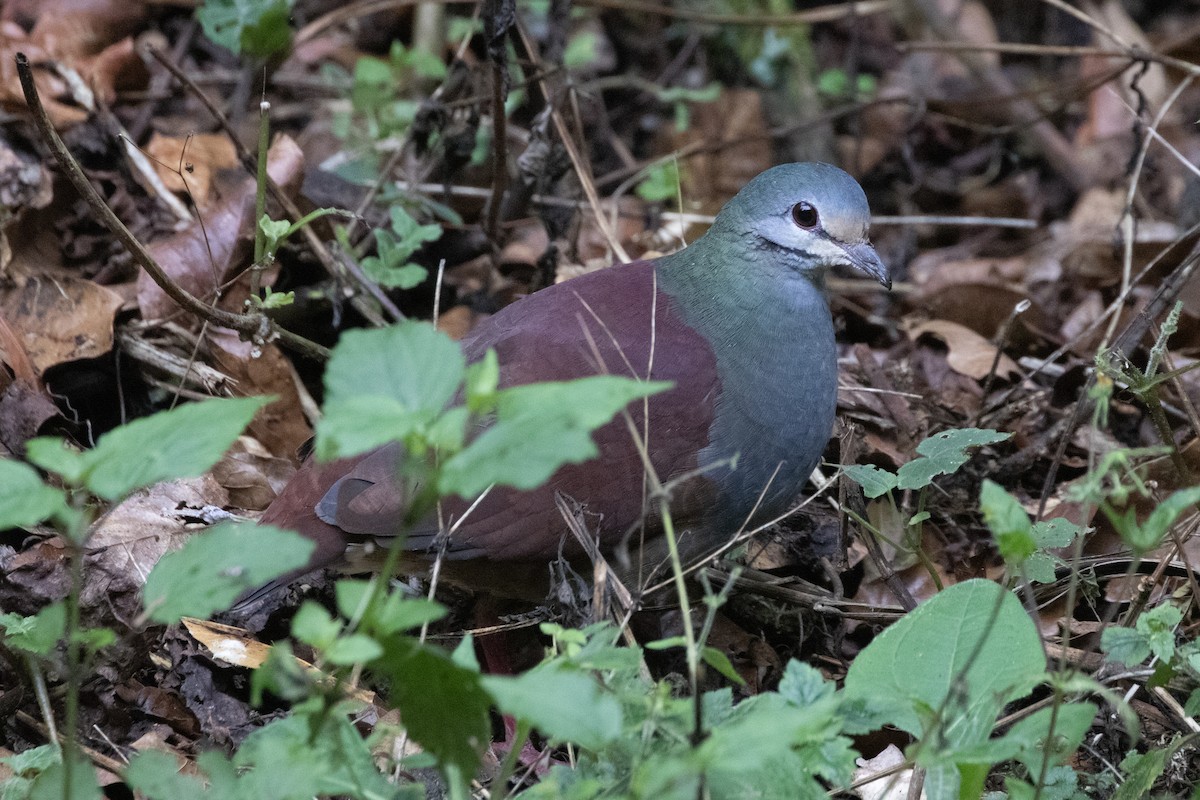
[15,53,329,362]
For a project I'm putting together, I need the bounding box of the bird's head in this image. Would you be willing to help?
[713,162,890,290]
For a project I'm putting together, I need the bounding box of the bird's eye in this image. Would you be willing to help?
[791,201,819,229]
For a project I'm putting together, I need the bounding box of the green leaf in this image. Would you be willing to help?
[125,750,208,800]
[843,579,1045,744]
[483,664,623,751]
[0,602,65,656]
[334,580,446,635]
[197,0,293,58]
[841,463,898,499]
[25,437,86,485]
[77,396,268,500]
[233,707,398,799]
[439,376,671,497]
[143,523,314,623]
[29,752,101,800]
[1100,625,1150,667]
[378,636,491,776]
[0,459,67,528]
[316,323,466,461]
[1114,746,1170,800]
[700,646,746,686]
[291,601,341,649]
[1129,485,1200,553]
[1137,603,1182,662]
[980,480,1036,564]
[324,634,383,665]
[636,161,680,203]
[896,428,1011,491]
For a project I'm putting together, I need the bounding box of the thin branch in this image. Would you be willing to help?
[142,43,405,325]
[16,53,330,362]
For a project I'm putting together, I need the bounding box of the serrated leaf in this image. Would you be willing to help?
[0,459,67,529]
[143,523,314,623]
[316,323,465,461]
[78,396,268,500]
[483,664,622,750]
[1100,625,1150,666]
[439,376,671,497]
[0,602,65,656]
[841,463,898,499]
[896,428,1011,491]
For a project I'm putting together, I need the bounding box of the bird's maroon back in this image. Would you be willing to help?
[261,259,721,569]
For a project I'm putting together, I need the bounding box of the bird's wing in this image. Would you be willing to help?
[264,260,720,567]
[425,259,721,560]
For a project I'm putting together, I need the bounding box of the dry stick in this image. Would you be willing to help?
[902,40,1200,78]
[141,44,405,325]
[576,0,891,25]
[512,18,630,262]
[15,54,330,362]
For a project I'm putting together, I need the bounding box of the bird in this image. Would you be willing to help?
[259,162,889,598]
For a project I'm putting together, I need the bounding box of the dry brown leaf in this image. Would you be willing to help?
[905,319,1021,380]
[0,274,124,373]
[145,132,240,208]
[670,88,773,211]
[207,328,313,462]
[83,475,230,614]
[138,135,305,320]
[212,435,296,510]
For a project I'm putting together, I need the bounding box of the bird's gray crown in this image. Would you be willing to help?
[714,161,872,246]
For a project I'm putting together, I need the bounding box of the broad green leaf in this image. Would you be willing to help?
[29,752,101,800]
[896,428,1011,490]
[334,580,446,635]
[233,708,398,799]
[324,634,383,666]
[291,601,340,649]
[483,664,622,751]
[143,523,314,623]
[843,579,1045,746]
[197,0,293,58]
[440,376,672,497]
[378,636,491,776]
[1137,603,1182,662]
[316,323,465,461]
[25,437,86,484]
[125,750,207,800]
[0,459,67,528]
[1101,625,1150,667]
[77,396,268,500]
[841,463,898,499]
[0,602,65,656]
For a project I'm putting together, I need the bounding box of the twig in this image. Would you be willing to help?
[575,0,891,25]
[16,53,330,362]
[142,44,404,325]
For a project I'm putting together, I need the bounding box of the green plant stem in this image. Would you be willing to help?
[250,100,270,304]
[61,498,90,800]
[494,718,531,798]
[656,500,703,744]
[14,53,330,363]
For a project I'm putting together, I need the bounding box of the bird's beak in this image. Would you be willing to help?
[841,241,891,290]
